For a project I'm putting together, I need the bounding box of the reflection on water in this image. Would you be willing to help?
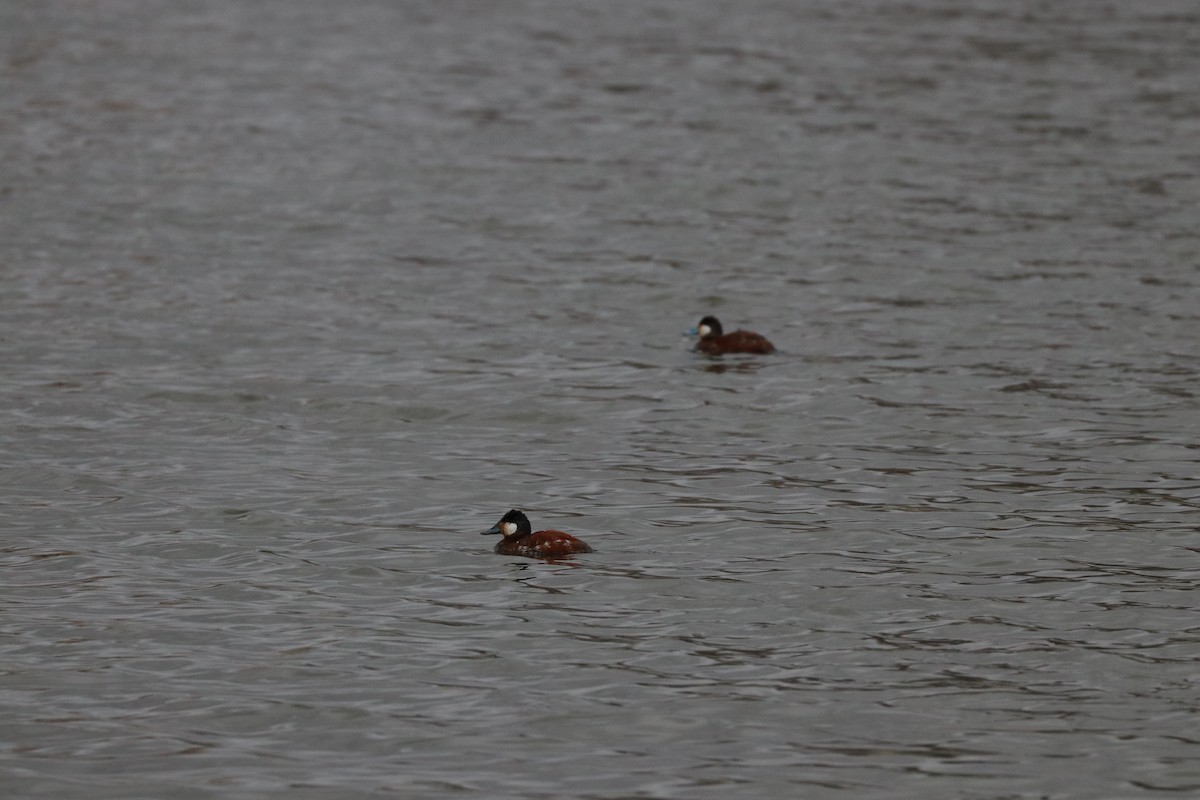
[3,0,1200,797]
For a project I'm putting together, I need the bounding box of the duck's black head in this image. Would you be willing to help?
[481,509,532,538]
[696,316,723,338]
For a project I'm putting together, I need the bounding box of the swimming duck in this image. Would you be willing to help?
[480,509,594,559]
[690,315,775,355]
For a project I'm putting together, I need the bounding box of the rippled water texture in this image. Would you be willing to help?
[2,1,1199,798]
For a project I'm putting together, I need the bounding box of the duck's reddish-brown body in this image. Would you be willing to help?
[481,509,594,559]
[692,316,775,355]
[494,528,594,558]
[696,329,776,355]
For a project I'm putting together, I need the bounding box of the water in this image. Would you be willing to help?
[2,1,1199,798]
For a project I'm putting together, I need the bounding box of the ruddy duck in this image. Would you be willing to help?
[480,509,594,559]
[689,315,775,355]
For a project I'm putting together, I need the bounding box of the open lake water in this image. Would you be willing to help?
[2,1,1199,798]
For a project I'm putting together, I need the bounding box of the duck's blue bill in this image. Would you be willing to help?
[685,327,698,336]
[481,524,501,535]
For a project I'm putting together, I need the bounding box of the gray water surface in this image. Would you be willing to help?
[3,2,1200,798]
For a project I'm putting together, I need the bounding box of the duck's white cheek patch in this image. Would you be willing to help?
[500,522,517,535]
[698,324,711,337]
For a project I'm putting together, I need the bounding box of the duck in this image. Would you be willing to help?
[689,315,775,355]
[480,509,594,559]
